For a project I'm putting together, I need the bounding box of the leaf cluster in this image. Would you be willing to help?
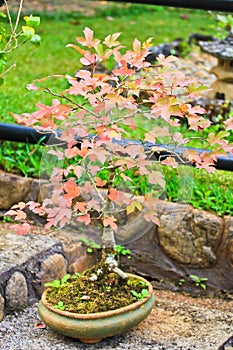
[5,26,233,241]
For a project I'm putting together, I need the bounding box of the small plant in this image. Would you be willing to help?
[80,237,101,253]
[44,274,71,289]
[178,278,186,286]
[130,288,149,300]
[115,245,131,258]
[189,274,208,290]
[54,301,65,311]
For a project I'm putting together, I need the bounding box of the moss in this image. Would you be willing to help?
[45,263,149,314]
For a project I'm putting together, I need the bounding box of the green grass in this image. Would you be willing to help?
[1,3,231,216]
[163,167,233,216]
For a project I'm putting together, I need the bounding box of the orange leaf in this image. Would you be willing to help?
[63,180,80,205]
[77,214,91,225]
[103,217,117,231]
[161,157,178,168]
[108,188,118,202]
[95,177,107,187]
[73,202,87,212]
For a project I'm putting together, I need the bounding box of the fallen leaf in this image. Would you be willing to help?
[34,322,46,329]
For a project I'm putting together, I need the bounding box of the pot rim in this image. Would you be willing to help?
[41,273,154,319]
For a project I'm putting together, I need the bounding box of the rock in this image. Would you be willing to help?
[5,272,28,312]
[0,171,32,210]
[38,254,67,293]
[69,254,97,274]
[157,203,223,267]
[226,217,233,267]
[63,242,85,266]
[0,171,47,210]
[0,293,4,321]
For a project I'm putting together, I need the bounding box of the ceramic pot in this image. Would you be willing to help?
[38,273,154,343]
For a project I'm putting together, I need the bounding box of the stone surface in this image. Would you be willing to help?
[0,231,61,270]
[225,217,233,267]
[0,171,33,210]
[69,254,97,274]
[5,272,28,312]
[38,254,67,292]
[0,293,4,321]
[157,202,223,267]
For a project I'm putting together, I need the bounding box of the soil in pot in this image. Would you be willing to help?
[44,262,150,313]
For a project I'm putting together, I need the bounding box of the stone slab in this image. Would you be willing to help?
[0,232,62,271]
[0,231,64,316]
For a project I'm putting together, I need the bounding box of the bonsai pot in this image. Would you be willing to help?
[38,273,155,343]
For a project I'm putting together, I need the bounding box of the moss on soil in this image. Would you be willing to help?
[45,262,149,314]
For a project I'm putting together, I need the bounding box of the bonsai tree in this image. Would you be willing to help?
[0,0,41,85]
[6,27,233,281]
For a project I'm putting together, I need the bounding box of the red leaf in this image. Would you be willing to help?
[76,27,100,48]
[224,117,233,131]
[108,188,119,202]
[11,223,31,236]
[65,147,79,159]
[26,83,39,91]
[34,322,46,329]
[77,214,91,225]
[112,60,135,77]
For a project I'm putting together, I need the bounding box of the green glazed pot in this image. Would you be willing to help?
[38,273,155,343]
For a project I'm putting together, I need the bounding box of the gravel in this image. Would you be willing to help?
[0,303,175,350]
[0,294,232,350]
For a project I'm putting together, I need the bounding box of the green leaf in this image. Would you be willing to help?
[0,77,4,86]
[30,34,41,46]
[44,279,61,288]
[87,247,93,253]
[130,290,139,298]
[22,26,35,39]
[189,275,200,283]
[54,301,65,310]
[24,15,40,28]
[61,274,71,284]
[141,289,149,297]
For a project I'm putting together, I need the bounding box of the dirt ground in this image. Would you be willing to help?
[136,289,233,349]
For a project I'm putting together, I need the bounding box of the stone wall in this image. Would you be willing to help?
[0,230,97,321]
[118,203,233,293]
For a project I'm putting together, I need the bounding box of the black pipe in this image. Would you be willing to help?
[0,122,233,171]
[0,122,61,145]
[105,0,233,12]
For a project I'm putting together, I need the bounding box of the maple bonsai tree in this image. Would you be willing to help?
[6,27,233,279]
